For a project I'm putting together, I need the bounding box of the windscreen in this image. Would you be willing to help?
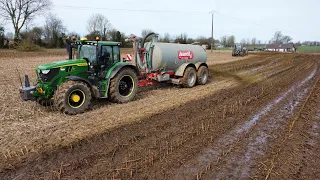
[79,45,97,63]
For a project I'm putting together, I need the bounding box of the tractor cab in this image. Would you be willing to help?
[75,38,121,72]
[234,44,243,51]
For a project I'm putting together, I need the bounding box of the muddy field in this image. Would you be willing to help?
[0,49,319,179]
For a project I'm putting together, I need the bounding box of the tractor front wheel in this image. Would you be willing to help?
[54,81,92,115]
[109,68,138,103]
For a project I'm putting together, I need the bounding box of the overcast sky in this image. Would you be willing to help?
[2,0,320,42]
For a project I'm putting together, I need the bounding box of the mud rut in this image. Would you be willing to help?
[1,53,320,180]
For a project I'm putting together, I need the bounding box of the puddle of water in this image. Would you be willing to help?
[174,67,317,179]
[238,87,309,178]
[237,68,316,136]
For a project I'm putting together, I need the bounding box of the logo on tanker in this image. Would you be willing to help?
[178,51,194,60]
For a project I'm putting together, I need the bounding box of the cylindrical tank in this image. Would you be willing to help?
[144,42,207,72]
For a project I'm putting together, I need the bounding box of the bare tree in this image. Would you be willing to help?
[251,37,257,46]
[227,35,235,47]
[86,13,112,39]
[257,40,262,45]
[270,31,293,44]
[271,31,283,44]
[0,0,52,41]
[220,36,227,47]
[141,29,153,38]
[240,39,246,46]
[160,33,171,43]
[282,35,292,44]
[174,33,188,44]
[107,29,122,42]
[43,13,65,47]
[246,38,251,46]
[195,36,210,45]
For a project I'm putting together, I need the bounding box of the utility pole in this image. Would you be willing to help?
[210,10,216,53]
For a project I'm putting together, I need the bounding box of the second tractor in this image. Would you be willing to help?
[232,44,248,57]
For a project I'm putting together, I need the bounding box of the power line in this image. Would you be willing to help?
[54,5,267,28]
[53,4,298,40]
[54,5,207,14]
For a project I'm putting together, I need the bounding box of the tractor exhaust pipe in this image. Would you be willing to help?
[24,74,30,87]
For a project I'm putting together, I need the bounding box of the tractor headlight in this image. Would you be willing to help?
[41,70,50,74]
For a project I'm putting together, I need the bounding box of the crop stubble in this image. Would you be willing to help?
[0,50,319,179]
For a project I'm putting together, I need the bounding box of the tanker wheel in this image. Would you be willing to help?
[109,68,138,103]
[54,81,92,115]
[37,97,53,106]
[197,66,209,85]
[181,67,197,88]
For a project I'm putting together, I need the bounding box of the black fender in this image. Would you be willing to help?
[109,64,140,80]
[66,76,100,98]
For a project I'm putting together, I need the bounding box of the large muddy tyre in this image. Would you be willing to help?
[181,67,197,88]
[108,68,138,103]
[197,66,209,85]
[37,98,53,107]
[54,81,92,115]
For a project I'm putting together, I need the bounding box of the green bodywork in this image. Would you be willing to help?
[32,40,135,99]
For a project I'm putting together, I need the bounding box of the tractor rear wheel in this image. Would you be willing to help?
[54,81,92,115]
[181,67,197,88]
[197,66,209,85]
[109,68,138,103]
[37,98,53,106]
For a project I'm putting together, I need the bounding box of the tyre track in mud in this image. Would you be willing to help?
[261,59,320,180]
[199,63,319,180]
[1,54,319,179]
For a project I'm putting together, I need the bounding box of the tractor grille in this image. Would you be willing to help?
[39,68,60,82]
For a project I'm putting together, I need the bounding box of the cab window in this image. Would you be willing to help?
[113,46,120,62]
[101,46,113,66]
[101,45,120,66]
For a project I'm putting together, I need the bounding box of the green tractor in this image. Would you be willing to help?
[232,44,248,57]
[20,37,139,115]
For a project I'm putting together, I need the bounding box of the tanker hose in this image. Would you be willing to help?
[136,50,145,71]
[141,32,156,72]
[142,32,156,47]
